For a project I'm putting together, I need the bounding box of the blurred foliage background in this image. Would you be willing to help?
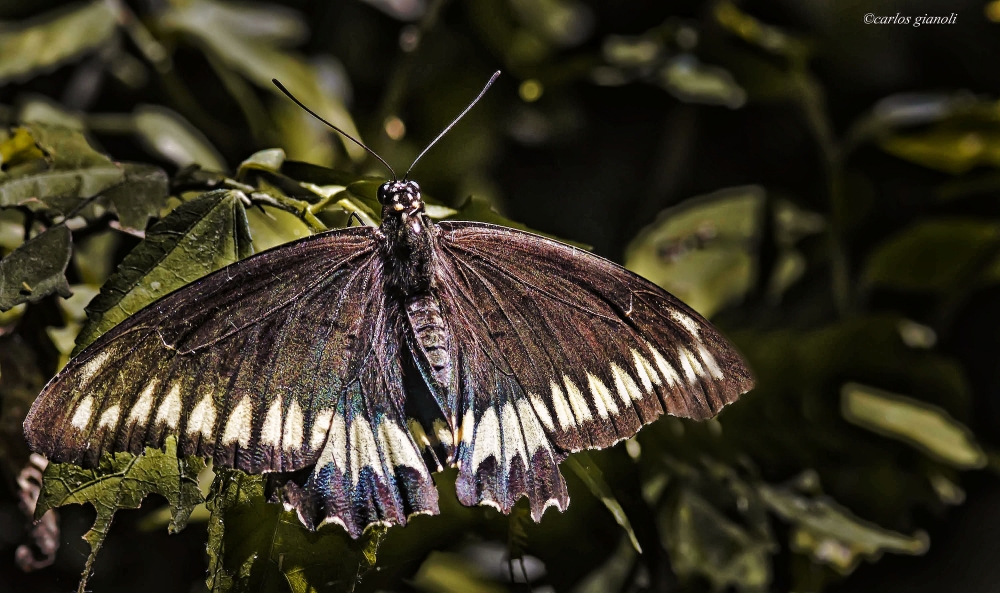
[3,0,1000,591]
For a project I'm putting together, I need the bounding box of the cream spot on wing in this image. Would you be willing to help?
[501,403,528,468]
[677,347,705,382]
[71,396,94,429]
[282,400,304,451]
[310,410,333,450]
[671,311,701,337]
[587,373,617,418]
[78,351,111,386]
[697,344,725,380]
[611,362,644,403]
[350,416,384,485]
[471,408,501,468]
[378,421,427,475]
[327,413,347,470]
[127,380,158,426]
[98,404,120,430]
[631,349,656,391]
[221,398,251,446]
[154,384,182,429]
[647,343,681,387]
[542,497,564,513]
[562,376,593,423]
[186,391,217,439]
[260,396,283,446]
[549,381,575,429]
[516,399,549,455]
[408,418,432,449]
[460,409,475,445]
[432,418,452,448]
[529,393,554,431]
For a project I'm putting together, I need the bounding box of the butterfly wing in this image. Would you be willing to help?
[433,221,753,518]
[24,227,437,537]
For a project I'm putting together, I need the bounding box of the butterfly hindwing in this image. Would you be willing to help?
[24,227,439,537]
[433,221,752,515]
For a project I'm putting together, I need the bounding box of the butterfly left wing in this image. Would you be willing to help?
[24,228,438,537]
[432,221,753,519]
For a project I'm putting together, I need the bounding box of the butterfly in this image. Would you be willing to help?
[23,72,753,538]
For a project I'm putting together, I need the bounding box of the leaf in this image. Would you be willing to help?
[879,127,1000,175]
[158,0,364,160]
[0,225,72,311]
[134,105,227,171]
[861,219,1000,293]
[74,189,253,353]
[625,185,764,317]
[565,453,642,553]
[0,1,118,85]
[660,55,746,109]
[0,123,125,214]
[841,382,986,469]
[237,148,287,177]
[661,488,773,592]
[101,163,170,232]
[37,436,205,593]
[206,468,383,593]
[412,552,508,593]
[757,483,928,574]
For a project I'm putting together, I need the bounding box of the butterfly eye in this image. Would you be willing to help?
[377,183,391,205]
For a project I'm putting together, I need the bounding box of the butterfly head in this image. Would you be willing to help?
[378,180,424,215]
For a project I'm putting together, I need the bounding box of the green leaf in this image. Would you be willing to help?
[879,127,1000,175]
[0,123,125,214]
[757,483,928,574]
[37,437,205,593]
[0,1,118,85]
[237,148,287,177]
[74,189,253,353]
[134,105,227,171]
[565,453,642,553]
[158,0,364,160]
[625,185,764,317]
[206,468,383,593]
[861,219,1000,293]
[661,487,773,591]
[841,382,986,469]
[660,55,746,109]
[0,224,72,311]
[101,163,170,232]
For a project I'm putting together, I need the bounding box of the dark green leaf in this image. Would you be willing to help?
[206,468,383,593]
[74,189,253,353]
[0,1,117,85]
[37,437,205,593]
[861,219,1000,293]
[0,224,72,311]
[0,124,125,214]
[758,483,928,574]
[565,453,642,553]
[841,382,986,469]
[101,163,170,232]
[661,487,773,591]
[133,105,227,171]
[625,186,764,317]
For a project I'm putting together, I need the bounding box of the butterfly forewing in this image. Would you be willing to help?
[23,226,439,537]
[433,221,752,515]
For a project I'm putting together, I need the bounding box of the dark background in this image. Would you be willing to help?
[2,0,1000,591]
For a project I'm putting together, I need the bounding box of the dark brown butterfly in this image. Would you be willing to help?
[23,72,753,538]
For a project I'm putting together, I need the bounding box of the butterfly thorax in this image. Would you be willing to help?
[378,180,438,297]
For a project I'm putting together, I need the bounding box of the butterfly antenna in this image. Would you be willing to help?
[272,78,396,181]
[404,70,501,180]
